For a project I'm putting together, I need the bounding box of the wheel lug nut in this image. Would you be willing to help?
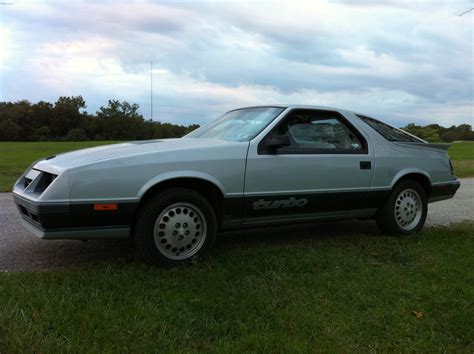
[172,231,177,236]
[183,223,188,228]
[175,223,180,228]
[185,230,189,235]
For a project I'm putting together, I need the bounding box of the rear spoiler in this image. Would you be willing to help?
[394,142,451,151]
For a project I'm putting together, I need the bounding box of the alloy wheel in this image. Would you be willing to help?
[153,202,207,260]
[394,188,422,231]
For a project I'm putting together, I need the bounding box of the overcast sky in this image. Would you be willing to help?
[0,0,472,126]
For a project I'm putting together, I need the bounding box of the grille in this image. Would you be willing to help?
[18,205,41,224]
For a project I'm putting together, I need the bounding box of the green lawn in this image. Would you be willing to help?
[0,141,117,192]
[0,140,473,192]
[1,223,472,352]
[449,141,474,178]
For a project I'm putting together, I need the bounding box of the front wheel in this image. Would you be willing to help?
[376,180,428,235]
[134,188,217,267]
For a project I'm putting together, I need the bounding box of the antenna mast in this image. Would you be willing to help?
[150,61,153,120]
[458,8,473,16]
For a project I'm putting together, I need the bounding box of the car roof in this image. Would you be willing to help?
[233,104,356,116]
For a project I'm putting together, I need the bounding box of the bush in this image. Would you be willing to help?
[65,128,88,141]
[0,119,20,141]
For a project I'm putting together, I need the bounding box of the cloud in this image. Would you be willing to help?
[0,0,472,127]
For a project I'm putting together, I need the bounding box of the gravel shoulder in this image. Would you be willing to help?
[1,179,472,272]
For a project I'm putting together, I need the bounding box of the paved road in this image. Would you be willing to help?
[1,179,472,272]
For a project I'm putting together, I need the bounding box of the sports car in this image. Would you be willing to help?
[13,105,460,266]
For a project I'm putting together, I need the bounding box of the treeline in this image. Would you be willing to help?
[1,97,472,143]
[0,96,199,141]
[401,123,474,143]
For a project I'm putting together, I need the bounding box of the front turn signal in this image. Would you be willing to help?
[94,203,118,211]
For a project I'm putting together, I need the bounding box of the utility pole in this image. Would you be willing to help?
[150,61,153,120]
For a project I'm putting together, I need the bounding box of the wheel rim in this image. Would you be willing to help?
[394,188,422,231]
[153,202,207,260]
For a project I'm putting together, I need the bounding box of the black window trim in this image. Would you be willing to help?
[258,108,369,155]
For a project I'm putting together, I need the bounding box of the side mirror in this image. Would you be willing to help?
[265,134,291,153]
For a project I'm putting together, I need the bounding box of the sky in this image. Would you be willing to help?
[0,0,473,127]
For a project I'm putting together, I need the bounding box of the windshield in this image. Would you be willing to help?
[185,107,285,142]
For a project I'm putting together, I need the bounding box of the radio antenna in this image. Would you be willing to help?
[150,61,153,120]
[458,8,473,16]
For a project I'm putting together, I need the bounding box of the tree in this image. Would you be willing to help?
[34,126,51,141]
[400,123,473,142]
[454,124,474,141]
[65,128,88,141]
[441,130,458,142]
[50,96,87,137]
[1,100,34,140]
[420,126,441,142]
[0,97,200,141]
[31,101,54,130]
[184,124,200,135]
[0,119,20,140]
[95,100,147,140]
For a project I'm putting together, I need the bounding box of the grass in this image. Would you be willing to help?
[0,140,473,192]
[449,141,474,177]
[0,141,117,192]
[0,222,473,352]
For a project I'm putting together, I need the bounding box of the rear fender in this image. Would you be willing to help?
[389,168,431,189]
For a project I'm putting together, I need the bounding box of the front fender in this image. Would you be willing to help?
[138,171,227,199]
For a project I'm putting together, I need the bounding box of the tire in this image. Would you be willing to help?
[376,179,428,235]
[134,188,217,267]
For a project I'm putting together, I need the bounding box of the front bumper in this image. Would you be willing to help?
[428,180,461,203]
[13,193,135,240]
[20,218,130,240]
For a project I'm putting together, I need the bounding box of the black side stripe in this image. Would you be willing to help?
[222,190,390,225]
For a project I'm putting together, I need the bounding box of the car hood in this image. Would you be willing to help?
[33,138,242,174]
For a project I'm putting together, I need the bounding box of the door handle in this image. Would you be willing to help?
[360,161,371,170]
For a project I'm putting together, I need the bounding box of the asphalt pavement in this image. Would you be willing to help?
[1,178,472,272]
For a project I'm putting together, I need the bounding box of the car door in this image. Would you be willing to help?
[243,108,377,224]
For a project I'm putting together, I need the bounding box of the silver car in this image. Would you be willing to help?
[13,105,460,266]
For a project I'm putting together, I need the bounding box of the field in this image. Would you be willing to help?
[0,141,117,192]
[1,222,472,352]
[0,141,472,351]
[0,141,473,192]
[449,141,474,177]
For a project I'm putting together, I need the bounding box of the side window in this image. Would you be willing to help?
[357,115,424,143]
[265,109,367,153]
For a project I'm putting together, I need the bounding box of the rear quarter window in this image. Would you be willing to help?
[357,115,424,143]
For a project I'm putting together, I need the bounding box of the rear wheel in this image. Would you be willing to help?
[134,188,217,267]
[376,180,427,235]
